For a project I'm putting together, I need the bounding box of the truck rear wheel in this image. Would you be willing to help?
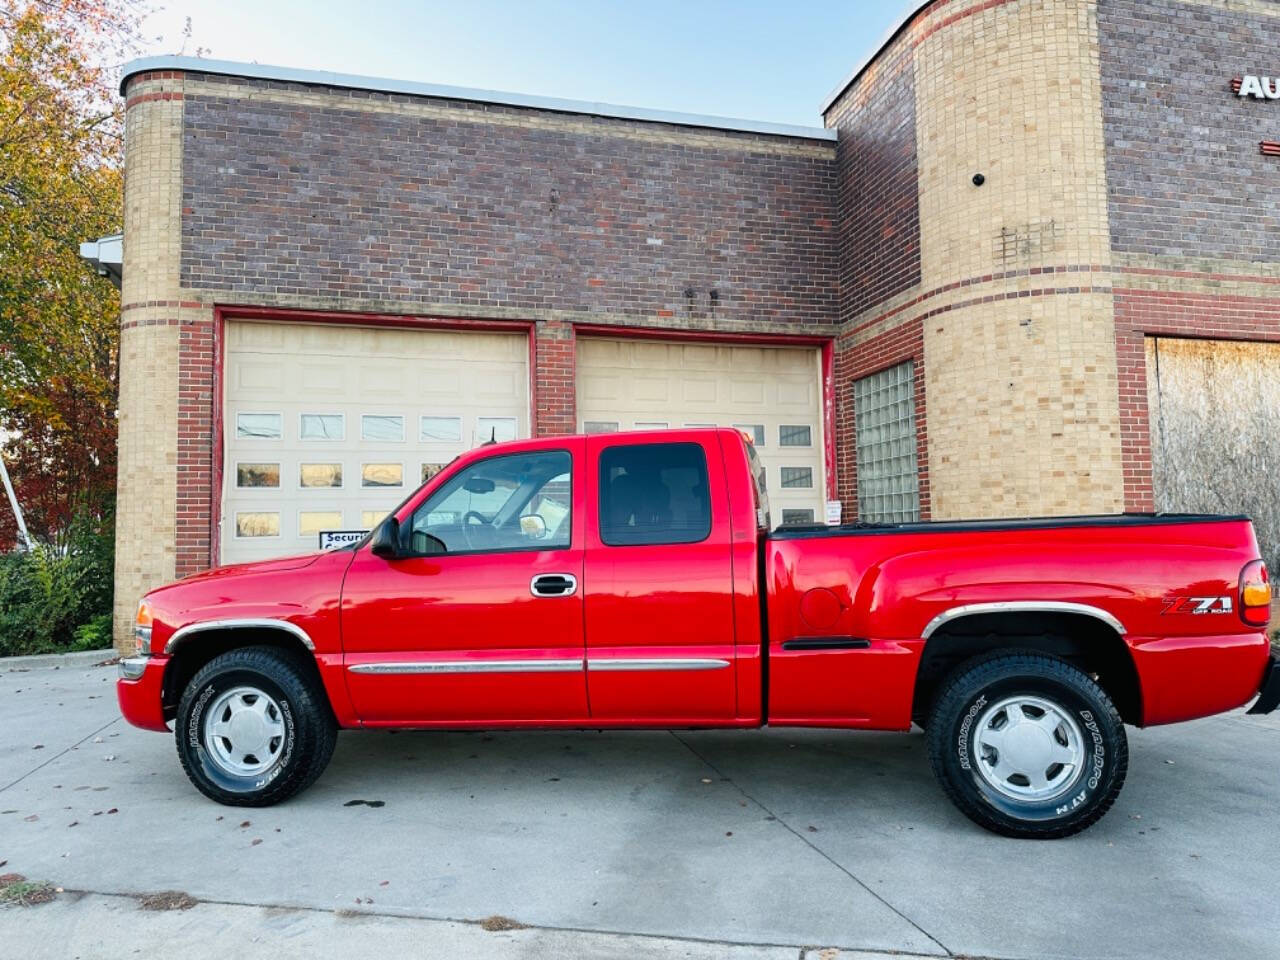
[926,652,1127,838]
[175,646,337,806]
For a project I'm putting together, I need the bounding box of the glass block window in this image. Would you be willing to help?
[299,413,343,441]
[236,413,282,440]
[779,424,811,447]
[779,466,813,489]
[583,421,619,434]
[420,416,462,443]
[733,423,766,446]
[421,463,447,483]
[361,414,404,442]
[236,462,280,488]
[853,360,920,523]
[780,508,815,526]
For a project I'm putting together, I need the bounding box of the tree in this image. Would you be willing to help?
[0,1,144,549]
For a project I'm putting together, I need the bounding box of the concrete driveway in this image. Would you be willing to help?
[2,655,1277,960]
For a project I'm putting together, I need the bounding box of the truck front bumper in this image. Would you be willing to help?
[1247,655,1280,715]
[116,655,171,731]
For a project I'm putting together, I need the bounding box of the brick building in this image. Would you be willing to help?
[104,0,1280,648]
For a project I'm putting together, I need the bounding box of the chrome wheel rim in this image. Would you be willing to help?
[203,685,286,777]
[972,695,1085,803]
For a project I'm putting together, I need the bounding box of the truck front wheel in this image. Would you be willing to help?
[175,646,337,806]
[926,652,1127,838]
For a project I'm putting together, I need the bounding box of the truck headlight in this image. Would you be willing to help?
[135,600,154,656]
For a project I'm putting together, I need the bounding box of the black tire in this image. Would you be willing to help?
[926,652,1127,839]
[175,646,337,806]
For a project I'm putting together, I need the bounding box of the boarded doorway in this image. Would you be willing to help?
[1146,337,1280,574]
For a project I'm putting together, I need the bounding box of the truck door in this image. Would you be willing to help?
[340,441,588,724]
[583,434,737,721]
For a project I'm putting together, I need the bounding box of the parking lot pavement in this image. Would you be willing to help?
[2,658,1277,960]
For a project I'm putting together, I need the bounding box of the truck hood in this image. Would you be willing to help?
[150,551,326,594]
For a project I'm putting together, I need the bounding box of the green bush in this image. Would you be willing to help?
[0,507,114,656]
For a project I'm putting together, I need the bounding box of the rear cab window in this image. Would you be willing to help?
[598,442,711,546]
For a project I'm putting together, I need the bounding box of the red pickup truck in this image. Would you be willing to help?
[117,428,1277,838]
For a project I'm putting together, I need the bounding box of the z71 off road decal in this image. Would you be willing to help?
[1160,596,1233,615]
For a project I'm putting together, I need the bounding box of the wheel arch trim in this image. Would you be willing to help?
[921,601,1126,640]
[164,618,317,655]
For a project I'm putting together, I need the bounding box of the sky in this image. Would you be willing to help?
[134,0,915,128]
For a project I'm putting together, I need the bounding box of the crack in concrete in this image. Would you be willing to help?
[669,731,953,958]
[55,886,994,959]
[0,716,121,794]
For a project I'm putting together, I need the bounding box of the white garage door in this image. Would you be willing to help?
[576,338,825,526]
[222,320,529,564]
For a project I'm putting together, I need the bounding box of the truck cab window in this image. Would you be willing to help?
[409,450,571,555]
[598,442,711,546]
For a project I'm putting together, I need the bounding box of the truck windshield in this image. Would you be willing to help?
[746,442,771,530]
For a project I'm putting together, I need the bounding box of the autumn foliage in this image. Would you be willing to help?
[0,0,143,549]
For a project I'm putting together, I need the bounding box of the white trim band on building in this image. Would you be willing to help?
[120,56,838,143]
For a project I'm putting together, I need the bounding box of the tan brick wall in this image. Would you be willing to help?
[912,0,1124,518]
[114,75,187,651]
[925,292,1123,517]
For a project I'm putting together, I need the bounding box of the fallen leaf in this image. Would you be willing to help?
[239,821,251,828]
[102,756,115,762]
[68,821,79,828]
[106,808,118,815]
[807,825,819,833]
[32,744,44,750]
[23,814,38,822]
[251,838,262,846]
[379,881,389,887]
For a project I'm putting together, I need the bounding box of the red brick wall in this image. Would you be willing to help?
[824,31,921,324]
[175,312,215,578]
[1114,285,1280,512]
[534,320,575,437]
[833,318,930,521]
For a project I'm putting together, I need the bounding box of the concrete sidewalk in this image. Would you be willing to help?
[2,655,1278,959]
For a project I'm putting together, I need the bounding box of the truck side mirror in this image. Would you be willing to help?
[369,517,402,559]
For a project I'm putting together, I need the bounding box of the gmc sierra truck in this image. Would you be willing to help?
[117,428,1278,838]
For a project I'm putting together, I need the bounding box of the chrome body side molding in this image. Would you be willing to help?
[348,659,583,675]
[165,618,317,654]
[921,601,1126,639]
[586,657,731,672]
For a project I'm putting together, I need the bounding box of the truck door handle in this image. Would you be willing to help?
[530,574,578,597]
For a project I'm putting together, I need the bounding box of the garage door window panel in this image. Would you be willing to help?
[236,462,280,488]
[361,414,404,443]
[299,413,344,441]
[300,463,343,489]
[598,443,711,547]
[780,466,814,489]
[779,424,811,447]
[409,450,572,556]
[361,463,404,488]
[299,510,343,536]
[476,417,517,444]
[235,512,280,538]
[236,412,282,440]
[420,416,462,443]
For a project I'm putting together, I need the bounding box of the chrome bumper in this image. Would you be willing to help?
[118,656,149,680]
